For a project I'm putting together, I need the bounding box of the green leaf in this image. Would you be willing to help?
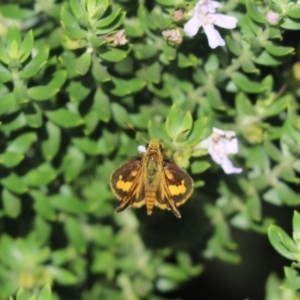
[22,162,57,186]
[1,112,27,132]
[92,251,116,274]
[0,63,12,83]
[274,181,300,206]
[184,117,210,147]
[98,12,127,35]
[93,88,111,122]
[2,188,21,218]
[50,194,87,214]
[99,47,129,63]
[137,61,160,83]
[31,190,56,221]
[0,43,9,65]
[264,96,289,117]
[60,5,87,39]
[281,17,300,30]
[206,86,226,110]
[254,50,286,66]
[48,267,78,285]
[6,25,21,57]
[16,288,27,300]
[190,161,210,174]
[19,30,34,63]
[268,225,298,260]
[111,103,130,127]
[75,51,91,75]
[96,8,123,28]
[246,0,265,23]
[157,264,189,281]
[283,267,300,290]
[27,70,67,101]
[287,6,300,19]
[34,215,51,245]
[24,103,43,128]
[91,59,111,82]
[124,18,144,38]
[1,173,28,194]
[0,151,24,167]
[256,180,276,200]
[246,196,261,222]
[72,137,99,155]
[231,72,267,93]
[38,284,52,300]
[235,92,255,115]
[69,0,83,19]
[162,41,176,61]
[111,77,146,96]
[67,80,91,103]
[241,60,260,74]
[63,146,85,182]
[46,108,84,128]
[226,35,242,56]
[13,84,29,105]
[165,104,182,138]
[155,0,179,6]
[7,132,37,154]
[264,141,282,162]
[91,0,110,20]
[0,93,17,114]
[20,45,49,79]
[133,44,158,60]
[178,53,198,68]
[293,211,300,241]
[64,217,87,253]
[42,121,61,161]
[264,41,294,56]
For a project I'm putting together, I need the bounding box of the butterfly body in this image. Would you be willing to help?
[110,139,193,218]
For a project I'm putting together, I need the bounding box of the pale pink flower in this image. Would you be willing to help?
[195,127,242,174]
[266,10,280,24]
[184,0,238,49]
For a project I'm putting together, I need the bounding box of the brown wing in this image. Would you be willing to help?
[110,158,145,213]
[155,161,194,218]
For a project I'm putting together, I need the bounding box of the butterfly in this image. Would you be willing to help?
[110,139,194,218]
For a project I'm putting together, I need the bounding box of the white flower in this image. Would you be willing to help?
[184,0,238,49]
[137,145,146,153]
[195,127,242,174]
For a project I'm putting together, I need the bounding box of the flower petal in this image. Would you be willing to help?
[137,145,146,153]
[203,24,225,48]
[223,138,239,154]
[214,14,238,29]
[197,137,210,149]
[221,157,242,174]
[212,127,225,135]
[184,15,203,37]
[198,0,222,14]
[208,145,223,164]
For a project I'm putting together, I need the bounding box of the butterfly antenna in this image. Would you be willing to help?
[126,122,149,144]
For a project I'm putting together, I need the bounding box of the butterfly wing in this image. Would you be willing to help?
[110,158,145,213]
[155,161,194,218]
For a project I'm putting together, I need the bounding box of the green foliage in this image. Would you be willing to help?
[268,211,300,292]
[0,0,300,299]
